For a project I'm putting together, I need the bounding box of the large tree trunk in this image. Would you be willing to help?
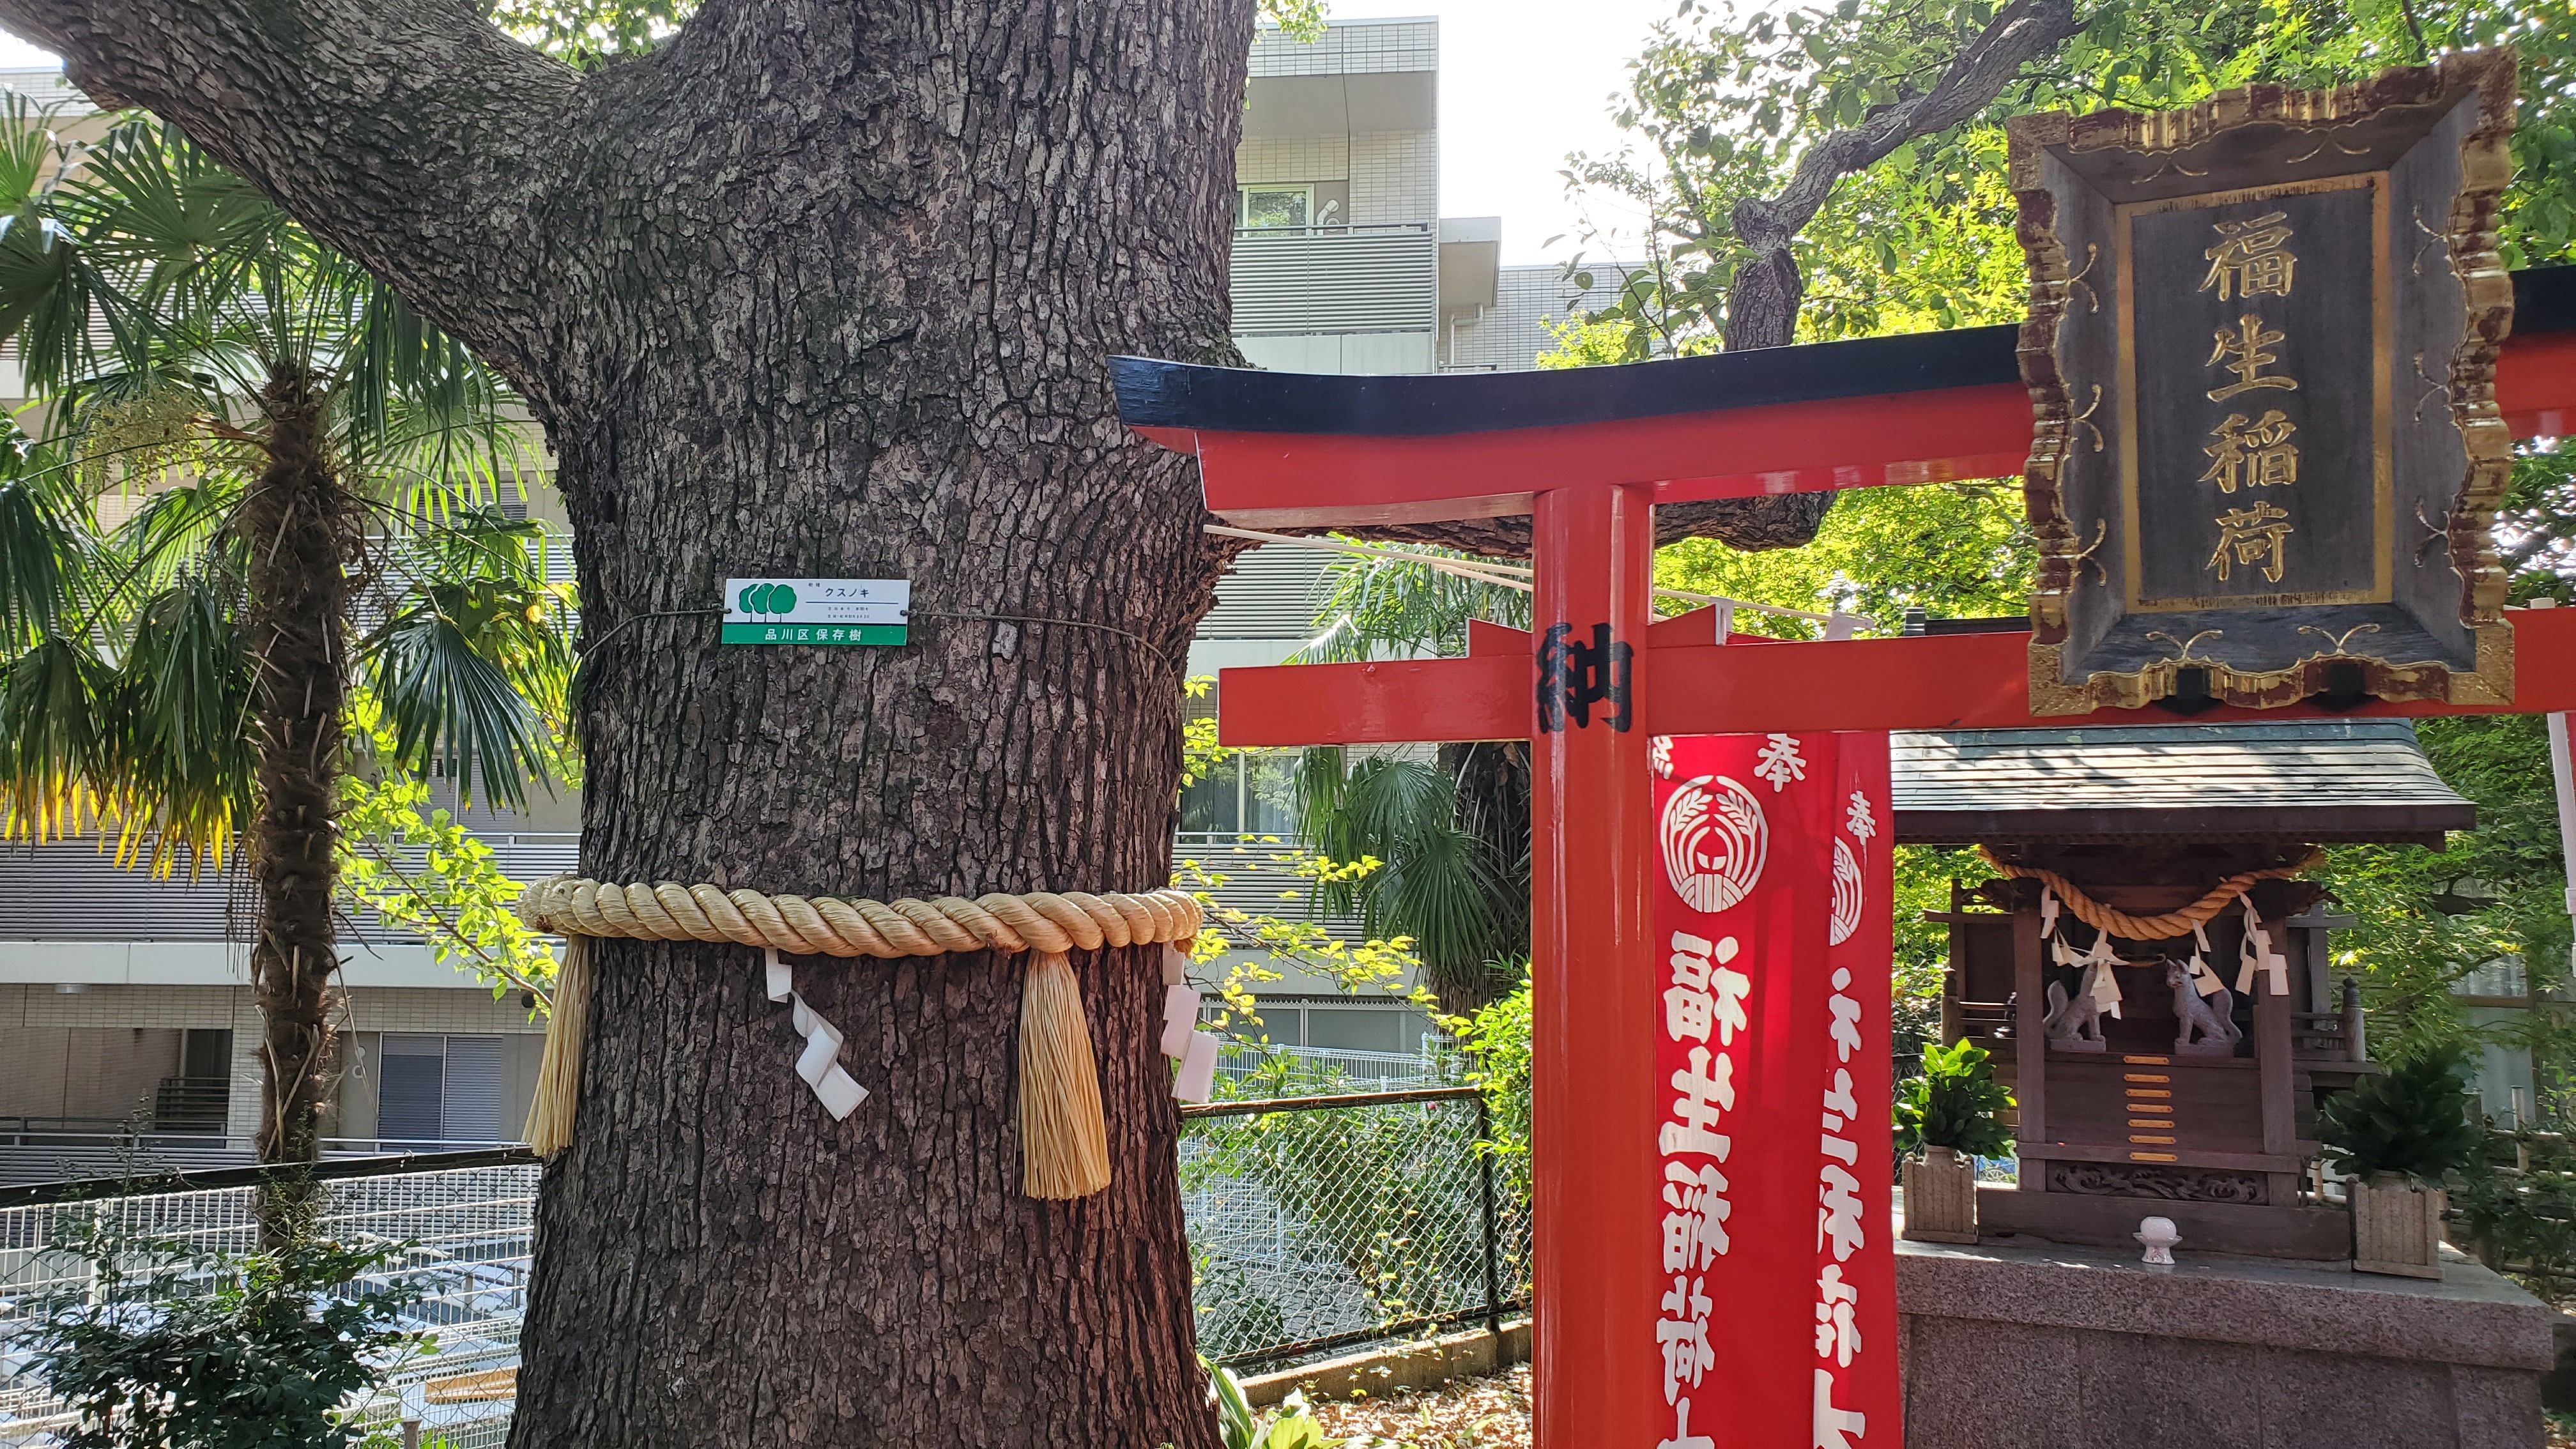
[238,364,349,1238]
[0,1,1249,1441]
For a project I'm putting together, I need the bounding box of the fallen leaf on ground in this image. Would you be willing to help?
[1300,1364,1532,1448]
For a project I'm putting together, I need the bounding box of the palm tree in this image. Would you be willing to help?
[0,103,567,1215]
[1292,547,1532,1016]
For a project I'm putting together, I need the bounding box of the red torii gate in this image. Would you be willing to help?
[1112,267,2576,1445]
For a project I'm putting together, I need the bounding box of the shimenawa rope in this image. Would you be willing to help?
[517,875,1201,1200]
[1977,845,2321,941]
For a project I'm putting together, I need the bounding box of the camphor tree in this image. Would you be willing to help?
[0,106,564,1231]
[0,0,1842,1442]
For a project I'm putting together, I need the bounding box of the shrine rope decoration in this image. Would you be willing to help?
[516,874,1202,1200]
[1974,846,2323,941]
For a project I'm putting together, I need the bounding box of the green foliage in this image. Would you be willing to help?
[1455,980,1535,1210]
[1298,547,1531,664]
[1894,1038,2015,1158]
[26,1209,427,1448]
[1290,748,1524,1015]
[2316,711,2570,1068]
[1183,675,1233,790]
[0,112,565,871]
[2452,1129,2576,1284]
[1653,482,2034,638]
[1206,1359,1345,1449]
[1891,847,1979,1065]
[339,698,567,1009]
[1560,0,2576,358]
[1174,846,1438,1034]
[2319,1046,2487,1184]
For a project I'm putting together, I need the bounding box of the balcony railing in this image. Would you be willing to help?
[1230,222,1437,335]
[150,1076,231,1133]
[0,833,580,942]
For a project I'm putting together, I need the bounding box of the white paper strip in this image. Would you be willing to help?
[2039,885,2059,940]
[1162,944,1191,987]
[2085,960,2123,1019]
[2234,910,2288,997]
[1160,983,1200,1059]
[1175,1031,1222,1103]
[764,947,870,1121]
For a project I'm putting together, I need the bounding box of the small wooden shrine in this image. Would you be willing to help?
[1894,714,2474,1259]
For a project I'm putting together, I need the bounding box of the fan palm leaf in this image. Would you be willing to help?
[101,574,253,873]
[0,632,111,842]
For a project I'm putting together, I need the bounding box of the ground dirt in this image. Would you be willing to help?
[1299,1363,1533,1448]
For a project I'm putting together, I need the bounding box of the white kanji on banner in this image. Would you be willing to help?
[1662,1161,1732,1269]
[1754,732,1807,791]
[1660,1399,1715,1449]
[1657,1274,1715,1404]
[1844,789,1878,845]
[1659,774,1769,913]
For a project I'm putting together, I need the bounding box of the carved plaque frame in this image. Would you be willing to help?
[2012,51,2517,714]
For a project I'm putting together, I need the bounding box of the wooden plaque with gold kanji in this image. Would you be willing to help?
[2012,51,2517,714]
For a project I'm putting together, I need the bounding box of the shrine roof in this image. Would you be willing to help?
[1889,721,2474,848]
[1114,266,2576,440]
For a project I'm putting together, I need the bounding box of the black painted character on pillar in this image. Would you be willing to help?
[1536,621,1633,733]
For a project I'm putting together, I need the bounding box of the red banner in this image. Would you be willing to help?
[1817,734,1899,1448]
[1647,732,1837,1448]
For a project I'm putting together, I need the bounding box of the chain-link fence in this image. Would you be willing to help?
[0,1083,1522,1444]
[1181,1085,1528,1368]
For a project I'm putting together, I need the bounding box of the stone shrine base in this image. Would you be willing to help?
[1896,1234,2555,1448]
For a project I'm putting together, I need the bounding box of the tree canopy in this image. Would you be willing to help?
[1556,0,2576,356]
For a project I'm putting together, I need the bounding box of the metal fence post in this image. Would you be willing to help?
[1474,1091,1503,1339]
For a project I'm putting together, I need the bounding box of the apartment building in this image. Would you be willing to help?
[0,19,1574,1167]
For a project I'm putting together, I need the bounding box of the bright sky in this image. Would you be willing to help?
[1326,0,1677,263]
[0,3,1673,264]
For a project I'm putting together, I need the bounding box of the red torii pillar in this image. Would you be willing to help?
[1111,291,2576,1444]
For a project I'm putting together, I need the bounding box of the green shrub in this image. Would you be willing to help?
[1894,1038,2014,1159]
[2319,1046,2485,1184]
[1206,1358,1345,1449]
[27,1208,426,1448]
[2452,1135,2576,1282]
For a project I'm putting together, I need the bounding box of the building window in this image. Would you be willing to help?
[1180,751,1299,836]
[1238,185,1312,229]
[378,1034,509,1144]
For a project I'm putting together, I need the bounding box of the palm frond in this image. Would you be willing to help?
[1296,546,1531,664]
[99,576,254,873]
[364,590,562,813]
[0,632,112,843]
[0,463,85,645]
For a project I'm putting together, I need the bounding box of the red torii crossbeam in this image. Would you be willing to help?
[1111,264,2576,1447]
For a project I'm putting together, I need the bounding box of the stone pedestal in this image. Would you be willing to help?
[1896,1236,2552,1448]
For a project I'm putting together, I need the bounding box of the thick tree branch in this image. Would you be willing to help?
[1328,498,1835,558]
[0,0,581,402]
[1724,0,2080,351]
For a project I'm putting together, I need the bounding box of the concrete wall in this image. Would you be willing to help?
[1896,1237,2552,1448]
[0,1023,180,1121]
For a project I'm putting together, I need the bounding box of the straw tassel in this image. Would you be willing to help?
[1018,951,1111,1200]
[525,936,592,1158]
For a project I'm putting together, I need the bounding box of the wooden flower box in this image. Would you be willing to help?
[1903,1146,1980,1245]
[2350,1176,2446,1279]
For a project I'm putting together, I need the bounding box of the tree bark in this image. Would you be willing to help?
[237,364,349,1241]
[0,1,1246,1441]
